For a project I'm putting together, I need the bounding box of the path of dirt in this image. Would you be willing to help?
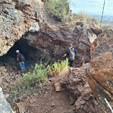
[16,83,74,113]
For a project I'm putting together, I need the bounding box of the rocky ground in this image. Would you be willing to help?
[0,56,75,113]
[0,55,101,113]
[15,83,74,113]
[0,0,113,113]
[0,28,112,113]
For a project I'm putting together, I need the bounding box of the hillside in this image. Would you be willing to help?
[0,0,113,113]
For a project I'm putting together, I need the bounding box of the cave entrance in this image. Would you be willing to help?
[0,39,28,61]
[7,40,28,60]
[0,38,36,71]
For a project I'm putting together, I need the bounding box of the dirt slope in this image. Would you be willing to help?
[17,84,74,113]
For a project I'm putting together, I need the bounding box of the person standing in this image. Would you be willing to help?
[63,44,76,67]
[16,50,25,72]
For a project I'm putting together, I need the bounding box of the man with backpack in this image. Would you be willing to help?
[16,50,25,72]
[63,44,76,67]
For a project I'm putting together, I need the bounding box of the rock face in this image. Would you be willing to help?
[16,23,92,66]
[0,0,98,66]
[0,87,14,113]
[0,0,44,56]
[85,29,113,112]
[53,64,103,113]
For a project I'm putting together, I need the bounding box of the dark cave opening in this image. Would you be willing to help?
[0,31,44,74]
[0,40,28,62]
[7,41,29,60]
[0,38,38,70]
[0,30,50,70]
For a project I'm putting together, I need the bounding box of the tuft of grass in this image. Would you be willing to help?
[48,58,69,76]
[67,12,99,26]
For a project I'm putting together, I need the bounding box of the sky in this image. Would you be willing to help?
[68,0,113,16]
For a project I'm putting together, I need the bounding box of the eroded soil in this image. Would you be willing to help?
[0,56,75,113]
[17,84,74,113]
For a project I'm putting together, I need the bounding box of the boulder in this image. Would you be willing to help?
[85,29,113,113]
[29,22,40,32]
[53,64,103,113]
[0,87,14,113]
[90,27,102,35]
[88,28,98,44]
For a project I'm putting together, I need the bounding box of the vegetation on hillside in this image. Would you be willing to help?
[77,12,99,24]
[45,0,70,22]
[8,59,69,101]
[67,12,99,25]
[45,0,99,25]
[9,62,48,101]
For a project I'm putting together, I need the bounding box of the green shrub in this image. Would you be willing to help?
[48,58,69,76]
[8,59,69,101]
[45,0,69,21]
[9,62,48,101]
[23,63,48,86]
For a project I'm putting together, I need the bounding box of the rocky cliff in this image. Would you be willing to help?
[0,0,45,56]
[1,0,109,112]
[0,0,98,66]
[85,29,113,112]
[16,23,92,65]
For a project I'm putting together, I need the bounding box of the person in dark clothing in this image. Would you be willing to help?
[16,50,25,72]
[63,44,76,67]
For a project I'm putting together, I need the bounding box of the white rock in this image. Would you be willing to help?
[0,87,14,112]
[29,22,40,32]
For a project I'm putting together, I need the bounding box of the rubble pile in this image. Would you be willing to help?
[54,64,103,113]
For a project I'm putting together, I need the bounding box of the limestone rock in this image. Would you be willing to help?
[29,22,40,32]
